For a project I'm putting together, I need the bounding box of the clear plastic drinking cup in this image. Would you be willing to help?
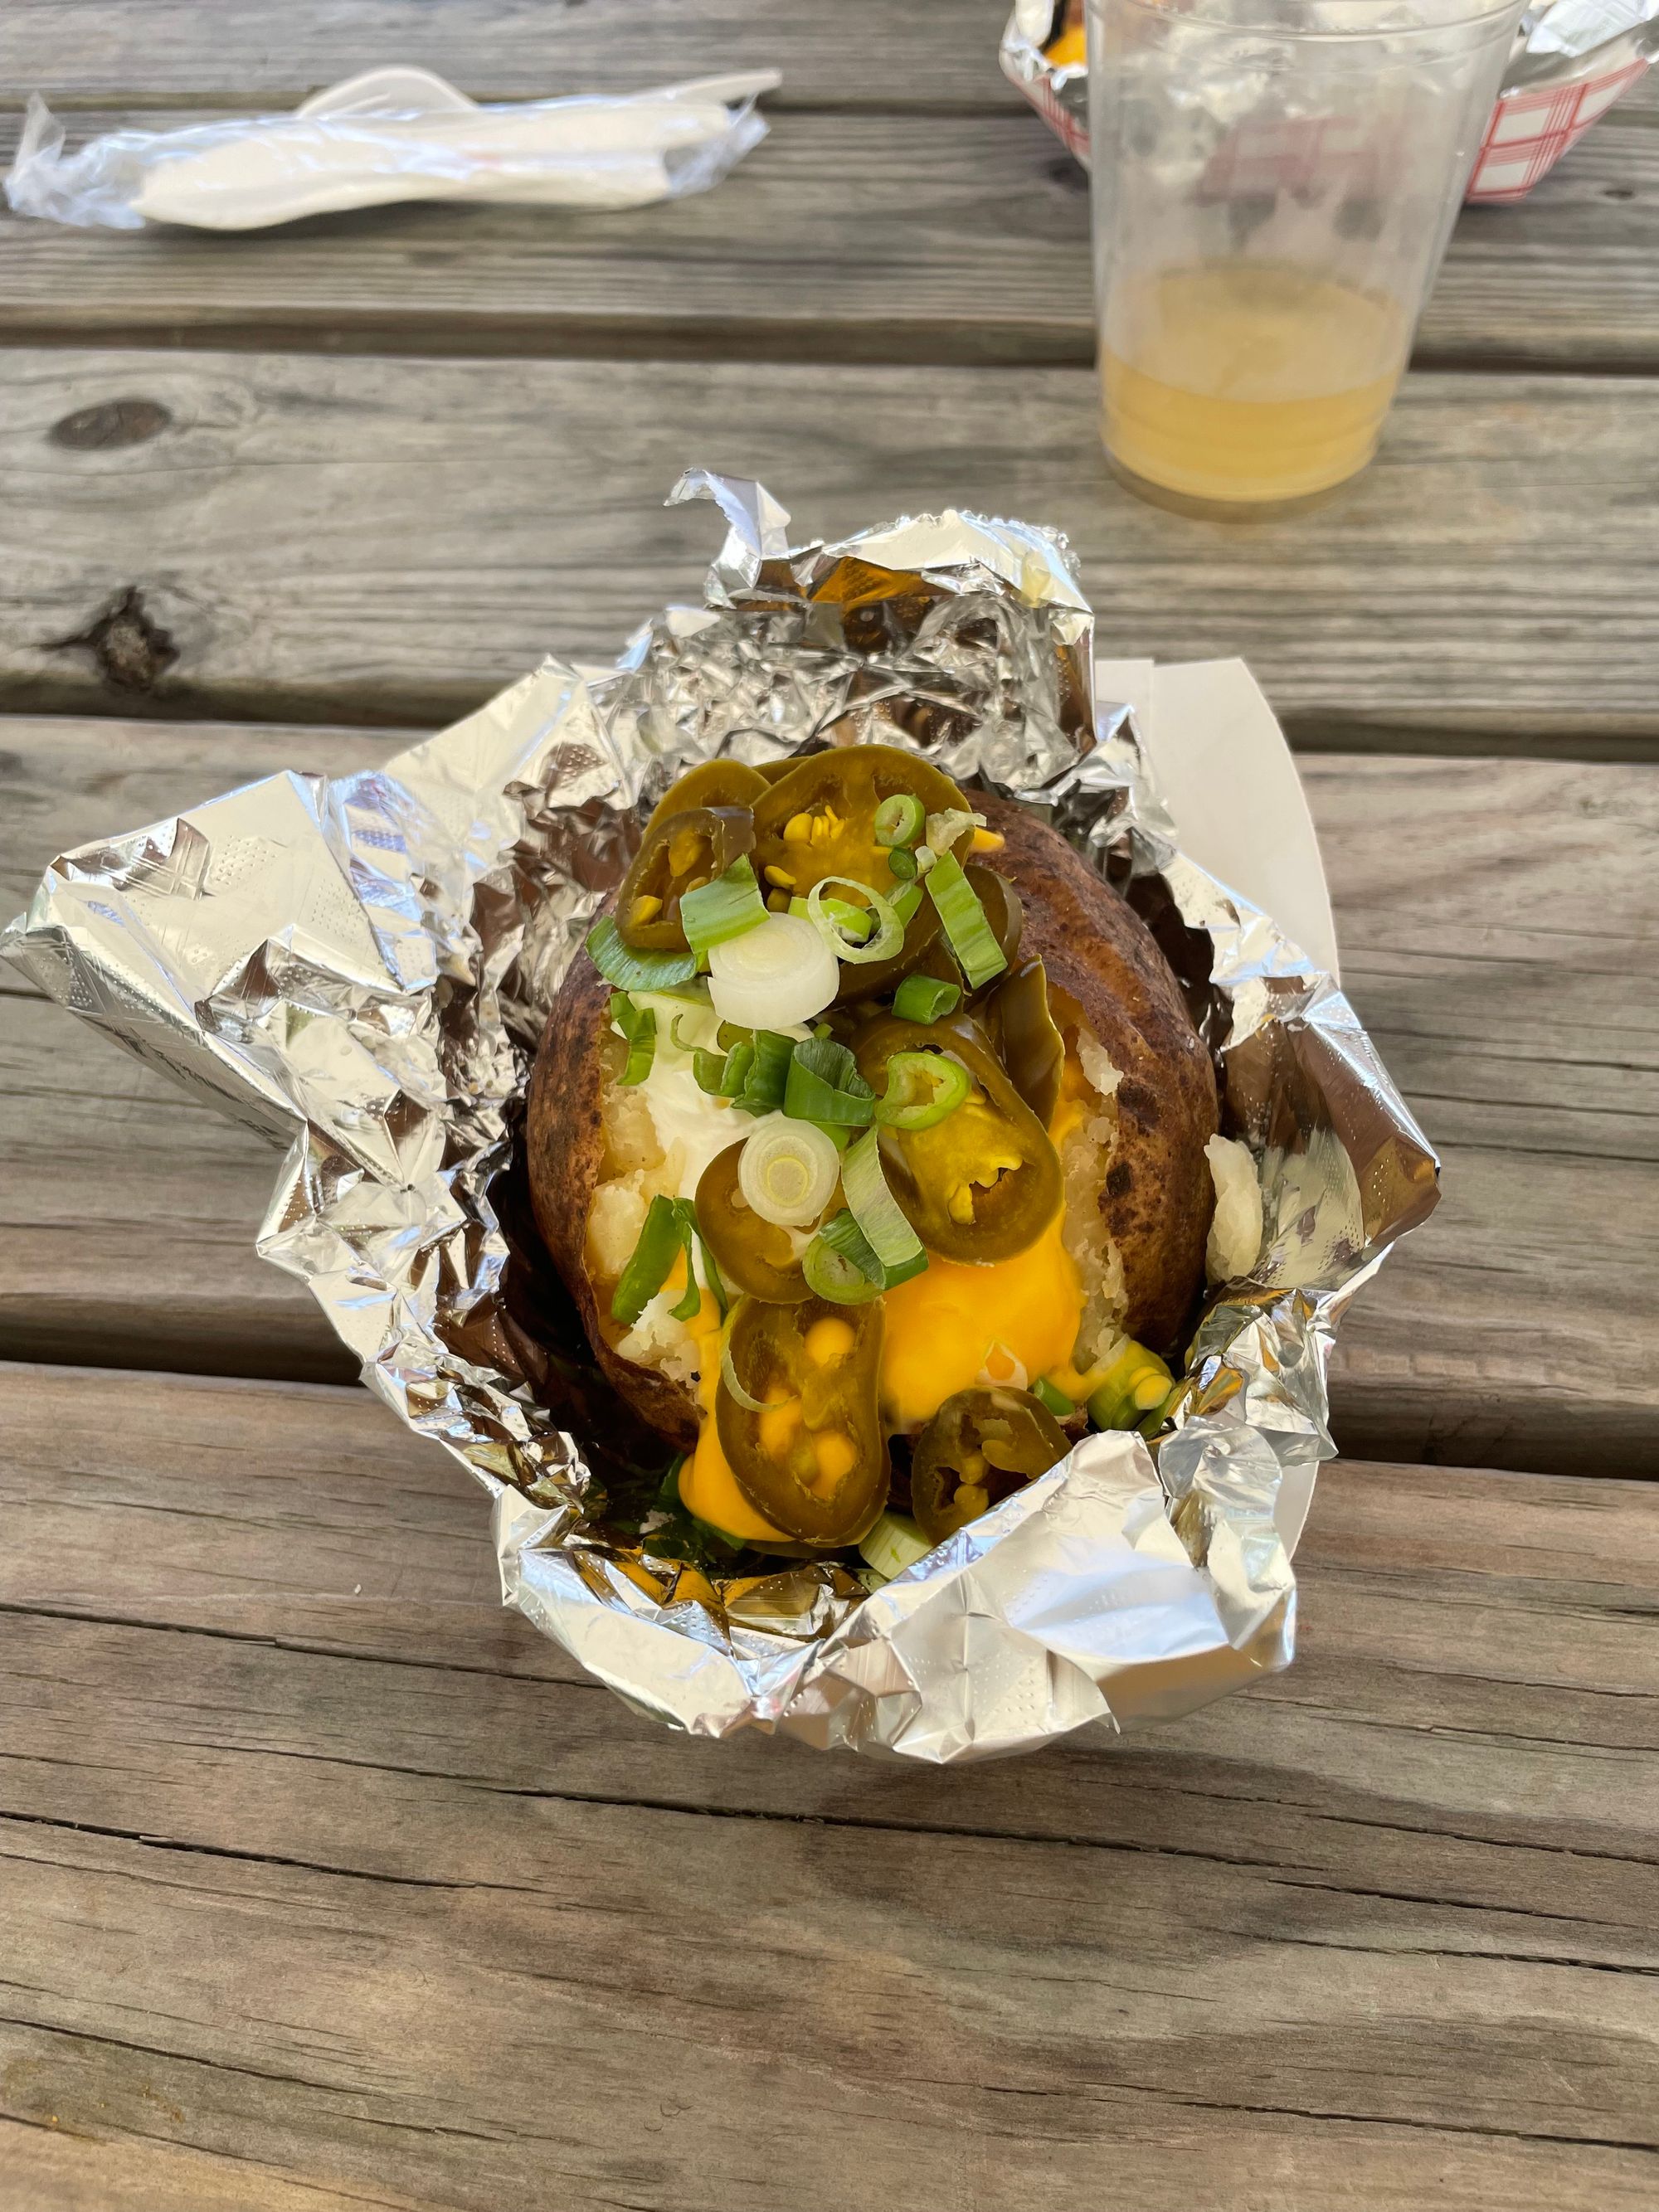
[1087,0,1526,517]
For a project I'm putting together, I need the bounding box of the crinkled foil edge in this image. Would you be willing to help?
[1,472,1438,1764]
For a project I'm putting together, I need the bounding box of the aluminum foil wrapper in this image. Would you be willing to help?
[2,473,1438,1764]
[1000,0,1659,182]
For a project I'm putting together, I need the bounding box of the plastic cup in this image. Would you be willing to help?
[1087,0,1527,517]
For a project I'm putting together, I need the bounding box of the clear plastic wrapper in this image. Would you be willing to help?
[2,474,1438,1764]
[4,69,776,231]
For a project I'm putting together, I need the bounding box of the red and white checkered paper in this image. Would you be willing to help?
[1000,43,1652,202]
[1467,54,1650,198]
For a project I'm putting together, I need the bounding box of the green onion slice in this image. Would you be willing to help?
[615,1197,722,1328]
[1138,1395,1178,1439]
[859,1510,934,1581]
[842,1128,927,1276]
[694,1216,729,1320]
[1033,1377,1077,1419]
[664,1198,704,1322]
[890,881,924,927]
[805,875,903,966]
[874,1049,970,1131]
[692,1047,729,1096]
[812,1206,931,1294]
[609,992,658,1087]
[738,1114,841,1228]
[885,843,918,882]
[646,978,714,1005]
[719,1038,756,1100]
[669,1264,703,1323]
[1087,1340,1175,1432]
[818,896,874,945]
[814,1207,880,1274]
[736,1029,795,1116]
[814,1208,888,1286]
[785,1036,876,1130]
[815,1205,927,1293]
[802,1234,884,1305]
[892,974,961,1026]
[688,1028,792,1111]
[609,1196,684,1326]
[925,850,1007,989]
[873,792,924,848]
[679,857,768,960]
[587,916,698,993]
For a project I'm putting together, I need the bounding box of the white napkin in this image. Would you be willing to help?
[1097,656,1339,983]
[1096,656,1338,1559]
[5,67,780,231]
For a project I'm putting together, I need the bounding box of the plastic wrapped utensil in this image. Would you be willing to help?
[4,67,779,231]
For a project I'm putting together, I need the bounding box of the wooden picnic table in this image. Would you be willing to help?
[2,6,1656,2206]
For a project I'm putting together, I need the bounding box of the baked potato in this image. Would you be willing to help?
[526,746,1217,1555]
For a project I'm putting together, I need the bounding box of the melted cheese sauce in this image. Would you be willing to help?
[653,1053,1098,1548]
[676,1288,794,1544]
[878,1210,1083,1432]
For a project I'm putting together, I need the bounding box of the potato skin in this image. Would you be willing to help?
[527,797,1218,1446]
[526,939,701,1451]
[977,793,1217,1355]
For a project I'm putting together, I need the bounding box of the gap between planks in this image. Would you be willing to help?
[2,348,1658,749]
[0,94,1656,377]
[2,1358,1656,1891]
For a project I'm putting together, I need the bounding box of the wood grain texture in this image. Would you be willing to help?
[4,719,1656,1471]
[0,0,1015,111]
[1428,85,1659,372]
[0,2127,422,2212]
[0,107,1094,369]
[2,90,1656,370]
[1,348,1657,752]
[1309,751,1659,1473]
[1,1361,1656,2211]
[4,8,1653,2200]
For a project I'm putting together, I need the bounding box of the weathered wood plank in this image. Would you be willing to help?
[0,2125,416,2212]
[5,722,1657,1469]
[0,1362,1656,2211]
[1428,89,1659,372]
[0,108,1088,369]
[0,0,1015,112]
[6,1362,1658,1835]
[46,93,1659,368]
[1304,751,1659,1472]
[2,96,1656,372]
[0,348,1656,751]
[0,989,353,1383]
[0,1366,519,1670]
